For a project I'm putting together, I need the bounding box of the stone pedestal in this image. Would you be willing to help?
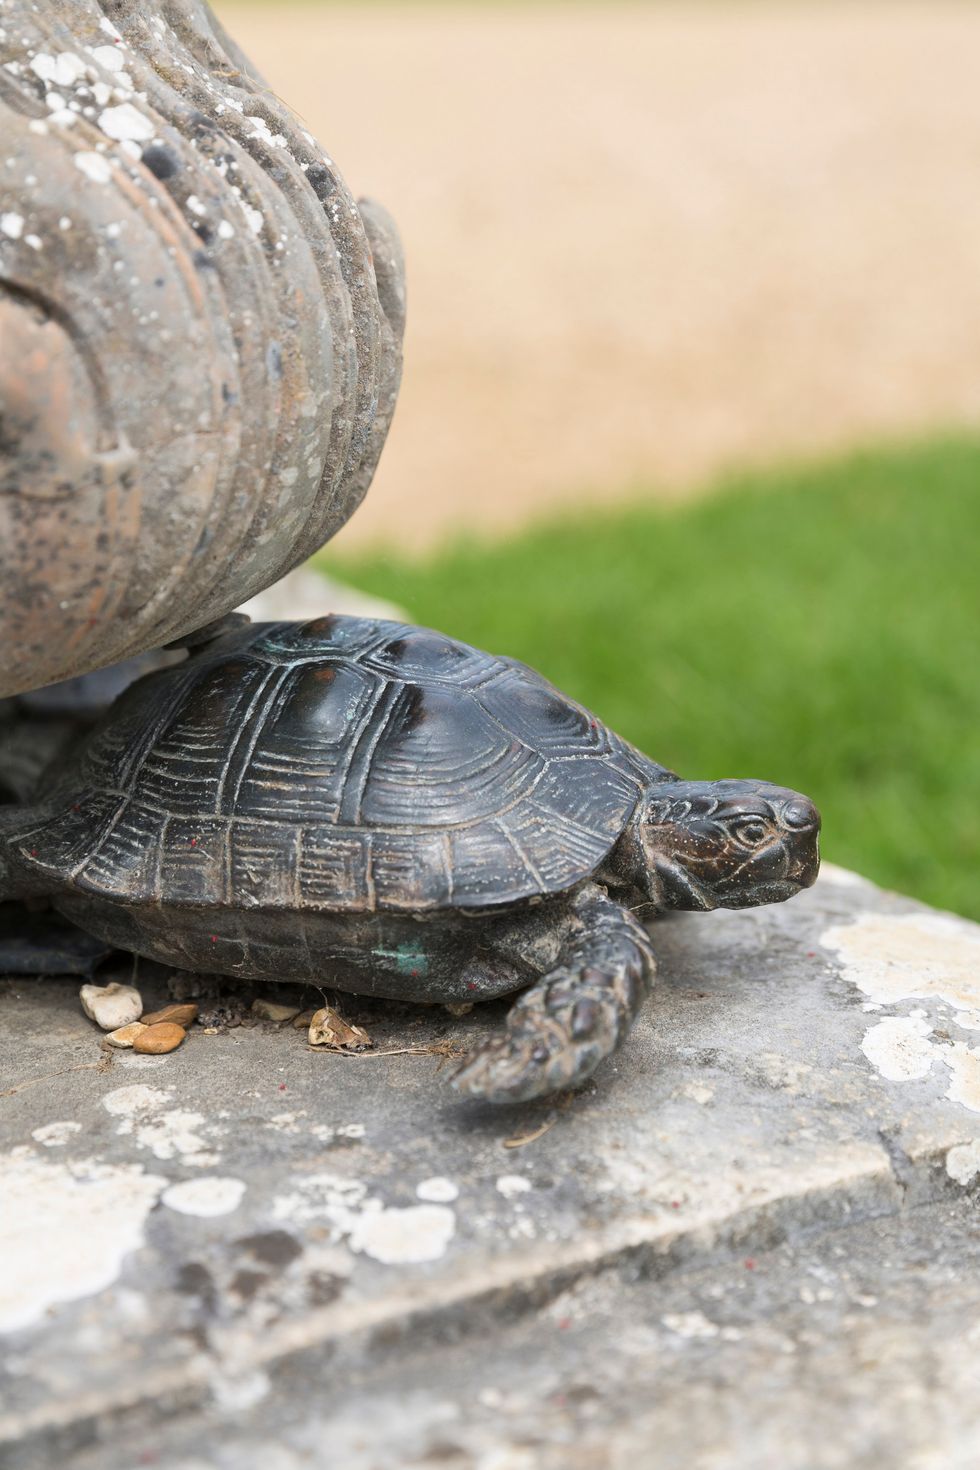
[2,865,979,1469]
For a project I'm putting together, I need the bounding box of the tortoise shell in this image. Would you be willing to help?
[15,618,670,912]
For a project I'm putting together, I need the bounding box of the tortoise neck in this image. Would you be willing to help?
[599,799,653,906]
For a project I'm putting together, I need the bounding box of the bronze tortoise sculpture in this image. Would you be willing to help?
[0,617,821,1102]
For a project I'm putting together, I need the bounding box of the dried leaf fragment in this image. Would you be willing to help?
[308,1006,372,1052]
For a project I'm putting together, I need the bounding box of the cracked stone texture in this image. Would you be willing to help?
[2,865,980,1469]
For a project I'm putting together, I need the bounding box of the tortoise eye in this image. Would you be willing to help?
[734,818,770,848]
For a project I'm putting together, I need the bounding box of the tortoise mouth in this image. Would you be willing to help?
[716,878,805,909]
[652,856,816,912]
[651,858,715,911]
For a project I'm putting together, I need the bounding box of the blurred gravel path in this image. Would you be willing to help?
[219,2,980,547]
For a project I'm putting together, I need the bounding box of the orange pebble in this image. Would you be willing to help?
[133,1022,186,1054]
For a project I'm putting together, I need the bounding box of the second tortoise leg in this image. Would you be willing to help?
[452,883,655,1104]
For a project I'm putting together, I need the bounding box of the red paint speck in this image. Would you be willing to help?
[744,1258,756,1270]
[278,1083,287,1092]
[209,935,218,943]
[30,849,37,857]
[671,1201,680,1209]
[467,982,478,991]
[411,969,419,978]
[190,838,197,848]
[557,1317,571,1331]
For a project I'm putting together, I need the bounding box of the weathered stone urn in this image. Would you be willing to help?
[0,0,404,696]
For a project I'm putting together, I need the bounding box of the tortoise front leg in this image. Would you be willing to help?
[452,884,655,1104]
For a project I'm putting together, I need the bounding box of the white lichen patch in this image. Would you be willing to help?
[0,1150,164,1333]
[946,1139,980,1186]
[30,51,88,88]
[1,211,24,239]
[496,1174,532,1198]
[98,102,153,143]
[245,114,287,148]
[31,1121,82,1148]
[416,1177,459,1203]
[74,151,112,184]
[88,44,125,74]
[825,909,980,1111]
[241,201,263,236]
[949,1140,980,1195]
[822,910,980,1015]
[271,1172,455,1265]
[271,1172,369,1227]
[861,1016,936,1082]
[162,1177,246,1217]
[102,1084,216,1163]
[346,1204,455,1266]
[944,1042,980,1113]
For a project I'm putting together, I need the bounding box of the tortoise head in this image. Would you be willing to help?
[635,779,820,911]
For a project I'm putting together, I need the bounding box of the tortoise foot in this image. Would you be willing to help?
[451,1014,600,1104]
[452,886,656,1104]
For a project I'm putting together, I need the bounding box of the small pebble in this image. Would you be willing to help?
[292,1008,318,1028]
[141,1002,198,1028]
[252,999,301,1023]
[133,1022,186,1054]
[80,981,143,1031]
[104,1021,149,1049]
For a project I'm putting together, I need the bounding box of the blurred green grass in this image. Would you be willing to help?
[321,437,980,920]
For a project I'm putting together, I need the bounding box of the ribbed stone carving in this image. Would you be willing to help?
[0,0,404,695]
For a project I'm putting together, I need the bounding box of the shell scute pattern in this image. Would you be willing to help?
[19,618,657,912]
[236,661,382,824]
[359,682,545,828]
